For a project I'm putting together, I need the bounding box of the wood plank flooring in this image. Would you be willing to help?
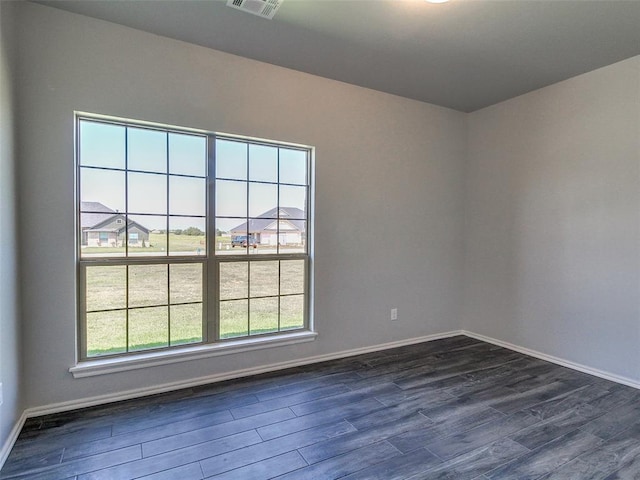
[3,335,640,479]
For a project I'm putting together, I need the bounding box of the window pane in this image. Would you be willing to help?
[280,295,304,331]
[169,176,206,216]
[128,172,167,215]
[217,217,245,255]
[216,180,247,217]
[87,310,127,357]
[220,300,248,339]
[216,140,247,180]
[81,167,126,213]
[250,297,279,335]
[128,264,168,307]
[249,182,277,218]
[249,144,277,183]
[80,169,127,259]
[86,266,126,311]
[169,217,206,256]
[170,263,203,304]
[279,149,307,185]
[129,307,169,351]
[79,121,125,169]
[170,304,203,346]
[128,128,167,173]
[169,133,206,177]
[128,215,166,256]
[250,261,279,298]
[278,220,306,254]
[280,260,305,295]
[279,185,306,216]
[254,233,277,254]
[220,262,248,300]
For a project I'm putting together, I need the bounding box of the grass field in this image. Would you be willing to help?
[82,233,210,256]
[82,233,304,257]
[85,260,305,357]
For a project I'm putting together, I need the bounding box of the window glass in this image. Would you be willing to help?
[169,133,206,177]
[216,180,247,218]
[79,121,125,169]
[279,149,307,185]
[169,176,206,216]
[80,168,126,213]
[128,172,167,215]
[129,307,169,351]
[249,144,278,183]
[168,217,206,256]
[128,128,167,173]
[220,300,248,339]
[216,140,247,180]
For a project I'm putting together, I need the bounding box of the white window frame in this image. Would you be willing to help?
[74,113,314,374]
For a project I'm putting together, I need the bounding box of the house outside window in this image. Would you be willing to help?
[77,115,312,360]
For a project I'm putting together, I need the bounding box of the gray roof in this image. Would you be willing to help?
[81,201,114,213]
[231,207,305,233]
[80,202,116,229]
[81,212,114,229]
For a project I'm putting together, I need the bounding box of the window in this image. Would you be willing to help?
[77,115,311,360]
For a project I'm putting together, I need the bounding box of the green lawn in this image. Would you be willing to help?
[82,233,211,256]
[82,233,304,257]
[85,259,305,357]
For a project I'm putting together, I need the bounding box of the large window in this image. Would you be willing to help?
[77,115,311,360]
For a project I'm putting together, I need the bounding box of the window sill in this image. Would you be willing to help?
[69,331,318,378]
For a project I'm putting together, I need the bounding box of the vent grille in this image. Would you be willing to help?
[226,0,283,19]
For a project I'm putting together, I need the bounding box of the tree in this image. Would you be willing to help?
[183,227,204,236]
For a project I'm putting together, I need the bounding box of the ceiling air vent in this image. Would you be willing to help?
[226,0,283,19]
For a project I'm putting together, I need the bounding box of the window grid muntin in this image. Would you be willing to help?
[213,135,309,341]
[78,126,208,261]
[214,136,309,254]
[77,115,311,360]
[215,256,308,340]
[78,117,209,359]
[79,257,207,358]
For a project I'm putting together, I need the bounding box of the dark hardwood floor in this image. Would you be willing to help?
[3,335,640,479]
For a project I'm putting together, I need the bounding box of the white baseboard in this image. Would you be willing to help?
[25,331,463,418]
[0,410,27,471]
[462,330,640,390]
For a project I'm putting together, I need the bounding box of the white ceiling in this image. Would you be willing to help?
[36,0,640,112]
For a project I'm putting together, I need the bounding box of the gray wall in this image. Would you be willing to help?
[464,56,640,381]
[0,0,23,457]
[15,2,466,409]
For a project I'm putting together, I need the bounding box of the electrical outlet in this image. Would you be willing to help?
[390,308,398,321]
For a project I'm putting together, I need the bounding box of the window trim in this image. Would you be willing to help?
[69,330,318,378]
[75,113,314,367]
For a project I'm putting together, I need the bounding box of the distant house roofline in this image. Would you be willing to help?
[229,206,305,233]
[80,202,149,233]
